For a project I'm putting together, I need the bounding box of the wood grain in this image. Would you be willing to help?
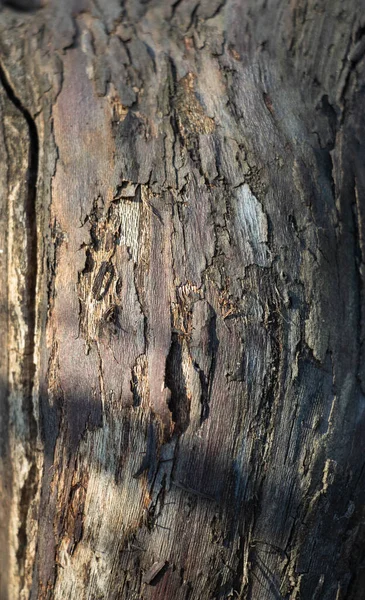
[0,0,364,598]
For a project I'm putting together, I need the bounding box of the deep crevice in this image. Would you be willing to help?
[0,59,39,391]
[194,308,219,426]
[165,332,190,435]
[16,463,37,571]
[0,58,39,582]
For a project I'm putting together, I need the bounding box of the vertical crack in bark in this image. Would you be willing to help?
[165,331,190,435]
[315,94,338,203]
[16,464,37,569]
[167,56,182,189]
[0,59,39,409]
[0,59,39,582]
[193,308,219,425]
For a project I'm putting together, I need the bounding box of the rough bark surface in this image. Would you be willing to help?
[0,1,365,599]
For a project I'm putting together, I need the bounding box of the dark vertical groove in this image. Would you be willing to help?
[0,59,39,423]
[0,59,39,584]
[165,332,190,435]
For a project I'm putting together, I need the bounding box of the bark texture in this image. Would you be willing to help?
[0,1,365,599]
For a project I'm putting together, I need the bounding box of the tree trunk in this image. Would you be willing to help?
[0,1,364,598]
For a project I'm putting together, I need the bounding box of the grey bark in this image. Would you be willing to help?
[0,0,364,599]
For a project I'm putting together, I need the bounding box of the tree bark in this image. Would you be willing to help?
[0,1,364,598]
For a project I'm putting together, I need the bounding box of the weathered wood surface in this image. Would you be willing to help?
[0,0,364,598]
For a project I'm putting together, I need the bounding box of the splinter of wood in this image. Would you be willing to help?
[142,560,168,585]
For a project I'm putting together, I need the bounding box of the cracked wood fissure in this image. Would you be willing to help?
[0,1,364,599]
